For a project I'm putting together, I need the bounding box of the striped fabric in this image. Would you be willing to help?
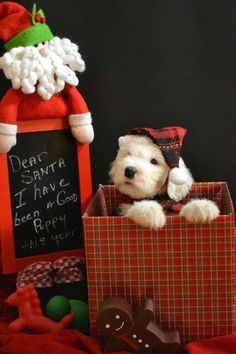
[83,182,235,343]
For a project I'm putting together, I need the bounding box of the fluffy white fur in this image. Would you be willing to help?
[180,199,220,223]
[109,135,220,229]
[0,37,85,100]
[126,200,166,229]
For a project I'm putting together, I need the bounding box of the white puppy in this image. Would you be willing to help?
[109,131,219,229]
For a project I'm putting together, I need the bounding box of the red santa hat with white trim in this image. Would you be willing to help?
[0,2,54,50]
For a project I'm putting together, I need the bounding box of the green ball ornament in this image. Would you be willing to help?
[46,295,71,321]
[69,299,89,330]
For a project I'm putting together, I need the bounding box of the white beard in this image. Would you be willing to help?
[0,37,85,100]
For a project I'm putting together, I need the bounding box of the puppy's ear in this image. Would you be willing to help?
[118,136,126,147]
[167,158,194,202]
[118,136,131,147]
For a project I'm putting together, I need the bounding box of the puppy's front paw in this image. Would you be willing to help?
[180,199,220,223]
[126,200,166,229]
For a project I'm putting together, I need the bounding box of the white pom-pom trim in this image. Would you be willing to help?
[169,167,188,185]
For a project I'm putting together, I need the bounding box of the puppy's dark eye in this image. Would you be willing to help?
[150,158,158,165]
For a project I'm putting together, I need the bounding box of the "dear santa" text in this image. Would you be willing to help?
[8,152,67,184]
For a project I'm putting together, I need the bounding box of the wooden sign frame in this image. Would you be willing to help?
[0,118,92,274]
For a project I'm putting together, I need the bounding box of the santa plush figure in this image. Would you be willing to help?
[0,2,94,153]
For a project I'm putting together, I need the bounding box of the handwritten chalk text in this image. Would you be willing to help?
[9,152,47,173]
[14,210,40,227]
[21,158,66,184]
[33,213,67,234]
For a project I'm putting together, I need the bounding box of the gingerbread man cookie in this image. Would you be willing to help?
[96,297,181,353]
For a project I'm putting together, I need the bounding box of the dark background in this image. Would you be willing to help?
[1,0,236,206]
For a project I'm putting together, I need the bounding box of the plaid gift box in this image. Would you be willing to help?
[83,182,235,343]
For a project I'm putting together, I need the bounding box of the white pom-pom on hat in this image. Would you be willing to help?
[168,166,189,185]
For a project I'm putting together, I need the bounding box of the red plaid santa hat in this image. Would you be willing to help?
[128,126,188,185]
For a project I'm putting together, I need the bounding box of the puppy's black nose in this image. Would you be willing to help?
[124,166,137,179]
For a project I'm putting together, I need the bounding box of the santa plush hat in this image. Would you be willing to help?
[128,126,188,185]
[0,2,54,51]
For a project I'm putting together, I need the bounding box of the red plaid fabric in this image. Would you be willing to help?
[83,182,235,343]
[16,257,86,288]
[53,256,85,284]
[17,261,53,288]
[128,126,186,168]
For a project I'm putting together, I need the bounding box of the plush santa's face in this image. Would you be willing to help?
[0,36,85,100]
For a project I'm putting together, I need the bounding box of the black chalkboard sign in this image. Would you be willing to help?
[0,119,92,274]
[8,129,82,258]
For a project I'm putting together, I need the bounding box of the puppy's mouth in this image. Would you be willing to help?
[122,179,139,191]
[118,179,149,199]
[116,179,136,191]
[124,180,133,185]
